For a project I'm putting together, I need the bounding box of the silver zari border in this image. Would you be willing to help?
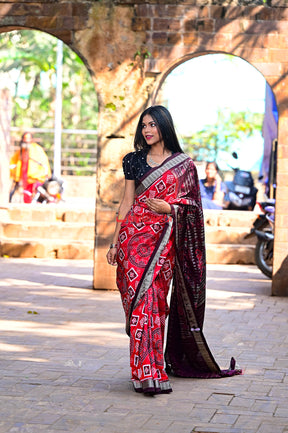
[133,378,172,393]
[135,153,189,196]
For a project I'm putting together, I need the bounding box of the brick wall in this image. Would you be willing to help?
[0,0,287,294]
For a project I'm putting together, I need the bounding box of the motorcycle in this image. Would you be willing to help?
[31,175,64,204]
[245,199,275,279]
[225,152,258,210]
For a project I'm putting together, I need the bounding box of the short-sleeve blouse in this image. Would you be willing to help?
[122,150,152,185]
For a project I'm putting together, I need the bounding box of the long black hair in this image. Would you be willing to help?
[133,105,183,153]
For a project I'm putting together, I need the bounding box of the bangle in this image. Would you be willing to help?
[110,243,117,249]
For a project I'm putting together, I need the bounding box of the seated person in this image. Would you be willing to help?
[10,132,51,203]
[200,161,226,210]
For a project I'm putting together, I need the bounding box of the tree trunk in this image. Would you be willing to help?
[0,88,12,204]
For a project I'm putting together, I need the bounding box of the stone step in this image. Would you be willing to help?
[0,205,258,262]
[2,205,258,226]
[206,243,255,265]
[0,204,95,223]
[203,209,258,227]
[1,217,256,245]
[204,226,256,245]
[0,236,255,264]
[0,222,94,241]
[0,238,94,259]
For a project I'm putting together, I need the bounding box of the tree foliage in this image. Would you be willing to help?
[182,110,263,162]
[0,30,98,130]
[0,30,98,174]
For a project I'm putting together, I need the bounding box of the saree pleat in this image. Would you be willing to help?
[117,153,242,394]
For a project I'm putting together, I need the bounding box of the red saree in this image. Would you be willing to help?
[116,153,242,394]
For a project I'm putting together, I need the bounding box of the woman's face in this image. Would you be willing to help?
[141,114,163,147]
[205,163,218,181]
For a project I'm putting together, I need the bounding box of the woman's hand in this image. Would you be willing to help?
[214,173,222,191]
[213,174,224,205]
[146,198,171,214]
[106,247,117,266]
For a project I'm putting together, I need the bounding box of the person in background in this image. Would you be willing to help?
[106,105,241,396]
[200,161,226,209]
[10,132,51,203]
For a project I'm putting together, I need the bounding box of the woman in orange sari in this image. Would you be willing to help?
[106,106,241,395]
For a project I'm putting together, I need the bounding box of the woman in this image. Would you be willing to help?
[10,132,51,203]
[106,106,241,395]
[200,161,226,210]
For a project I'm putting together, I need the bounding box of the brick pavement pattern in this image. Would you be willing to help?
[0,259,287,433]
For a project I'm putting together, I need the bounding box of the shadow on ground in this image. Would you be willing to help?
[0,258,271,296]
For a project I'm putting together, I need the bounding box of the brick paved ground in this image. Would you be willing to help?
[0,258,287,433]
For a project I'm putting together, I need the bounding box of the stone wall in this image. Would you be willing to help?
[0,0,287,294]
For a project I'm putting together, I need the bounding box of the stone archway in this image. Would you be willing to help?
[0,1,287,295]
[0,27,99,263]
[148,52,278,281]
[0,28,99,182]
[152,51,275,190]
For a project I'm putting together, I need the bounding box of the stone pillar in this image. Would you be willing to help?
[272,115,288,296]
[92,97,149,290]
[0,89,12,205]
[92,73,155,289]
[77,0,156,289]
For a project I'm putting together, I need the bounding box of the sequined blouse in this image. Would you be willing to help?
[122,150,152,186]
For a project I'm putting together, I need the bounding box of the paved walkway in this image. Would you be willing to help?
[0,259,287,433]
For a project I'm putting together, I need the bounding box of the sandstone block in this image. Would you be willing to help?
[205,227,255,245]
[93,247,117,290]
[0,239,93,260]
[0,240,47,258]
[1,222,94,241]
[196,18,214,32]
[62,210,95,223]
[206,244,255,265]
[183,32,198,45]
[7,205,56,222]
[56,243,93,259]
[168,33,182,44]
[152,32,168,44]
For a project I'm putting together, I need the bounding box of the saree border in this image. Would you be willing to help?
[135,152,190,196]
[133,378,172,394]
[171,204,220,374]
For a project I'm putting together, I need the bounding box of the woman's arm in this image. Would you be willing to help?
[106,179,135,266]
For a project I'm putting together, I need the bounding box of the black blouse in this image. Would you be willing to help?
[122,150,152,185]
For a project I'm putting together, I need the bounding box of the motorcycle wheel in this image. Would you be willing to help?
[255,238,273,279]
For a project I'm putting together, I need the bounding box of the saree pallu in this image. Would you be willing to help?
[117,153,242,394]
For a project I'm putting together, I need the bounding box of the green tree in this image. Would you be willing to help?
[182,110,263,161]
[0,30,98,174]
[0,30,98,129]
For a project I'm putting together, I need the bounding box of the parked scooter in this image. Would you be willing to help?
[245,199,275,279]
[31,175,64,204]
[225,152,258,210]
